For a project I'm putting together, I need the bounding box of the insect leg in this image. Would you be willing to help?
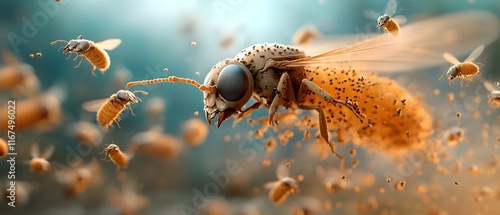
[66,52,74,60]
[297,104,343,160]
[232,101,262,127]
[50,40,68,45]
[299,79,370,126]
[268,73,293,126]
[74,56,86,68]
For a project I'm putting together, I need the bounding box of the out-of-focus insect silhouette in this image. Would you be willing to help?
[127,11,499,157]
[51,35,121,76]
[440,45,484,86]
[364,0,407,36]
[0,51,40,96]
[83,90,147,131]
[480,77,500,108]
[30,144,54,172]
[265,163,299,204]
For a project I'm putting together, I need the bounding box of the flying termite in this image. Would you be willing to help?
[30,144,54,172]
[51,35,121,76]
[126,11,499,157]
[100,143,132,169]
[440,45,484,86]
[479,76,500,108]
[364,0,406,36]
[82,90,148,131]
[264,163,299,204]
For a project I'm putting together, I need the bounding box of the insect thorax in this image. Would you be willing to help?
[233,43,306,106]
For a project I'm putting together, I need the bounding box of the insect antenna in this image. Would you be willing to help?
[126,76,217,93]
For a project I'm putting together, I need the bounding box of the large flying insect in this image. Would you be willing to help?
[126,11,499,157]
[51,35,121,76]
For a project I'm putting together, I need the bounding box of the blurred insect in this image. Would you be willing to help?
[107,179,149,215]
[480,77,500,108]
[0,51,40,96]
[51,35,121,76]
[264,163,299,204]
[292,24,321,45]
[100,143,131,169]
[126,11,499,157]
[129,125,183,159]
[181,118,209,146]
[83,90,148,131]
[69,121,103,146]
[30,144,54,172]
[440,45,484,86]
[364,0,406,36]
[4,181,34,207]
[0,138,7,158]
[60,158,102,197]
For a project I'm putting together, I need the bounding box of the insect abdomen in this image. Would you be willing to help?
[301,66,433,154]
[97,100,126,129]
[384,20,400,36]
[270,183,293,204]
[83,45,110,71]
[110,151,128,168]
[458,62,479,76]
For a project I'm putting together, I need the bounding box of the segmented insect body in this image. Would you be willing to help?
[83,90,148,131]
[441,45,484,86]
[30,144,54,172]
[101,144,130,168]
[364,0,406,36]
[265,164,299,204]
[126,11,499,156]
[51,35,121,76]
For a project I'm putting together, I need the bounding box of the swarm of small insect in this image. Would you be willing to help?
[0,138,7,158]
[51,35,121,76]
[129,125,183,159]
[83,90,148,131]
[364,0,406,36]
[265,163,299,204]
[29,144,54,172]
[0,51,40,96]
[181,118,209,146]
[440,45,484,86]
[101,143,132,169]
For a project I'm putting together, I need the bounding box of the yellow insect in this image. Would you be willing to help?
[440,45,484,86]
[0,138,7,158]
[264,163,299,204]
[30,144,54,172]
[51,35,121,76]
[481,78,500,108]
[126,11,499,157]
[364,0,406,36]
[100,143,131,169]
[83,90,148,131]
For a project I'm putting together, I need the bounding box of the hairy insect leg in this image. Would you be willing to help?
[233,101,262,127]
[74,56,86,68]
[268,73,295,126]
[299,79,369,126]
[298,104,343,160]
[126,104,136,116]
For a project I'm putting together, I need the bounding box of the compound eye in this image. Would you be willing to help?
[217,64,249,102]
[116,90,129,101]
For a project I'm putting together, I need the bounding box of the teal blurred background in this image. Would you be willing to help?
[1,0,500,214]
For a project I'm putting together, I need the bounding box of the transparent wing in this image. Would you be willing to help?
[363,9,381,21]
[463,45,484,63]
[42,144,55,159]
[385,0,398,16]
[264,181,277,189]
[31,144,40,158]
[286,10,499,74]
[95,39,122,50]
[392,15,407,25]
[481,78,497,92]
[82,98,108,112]
[276,163,289,179]
[443,52,460,65]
